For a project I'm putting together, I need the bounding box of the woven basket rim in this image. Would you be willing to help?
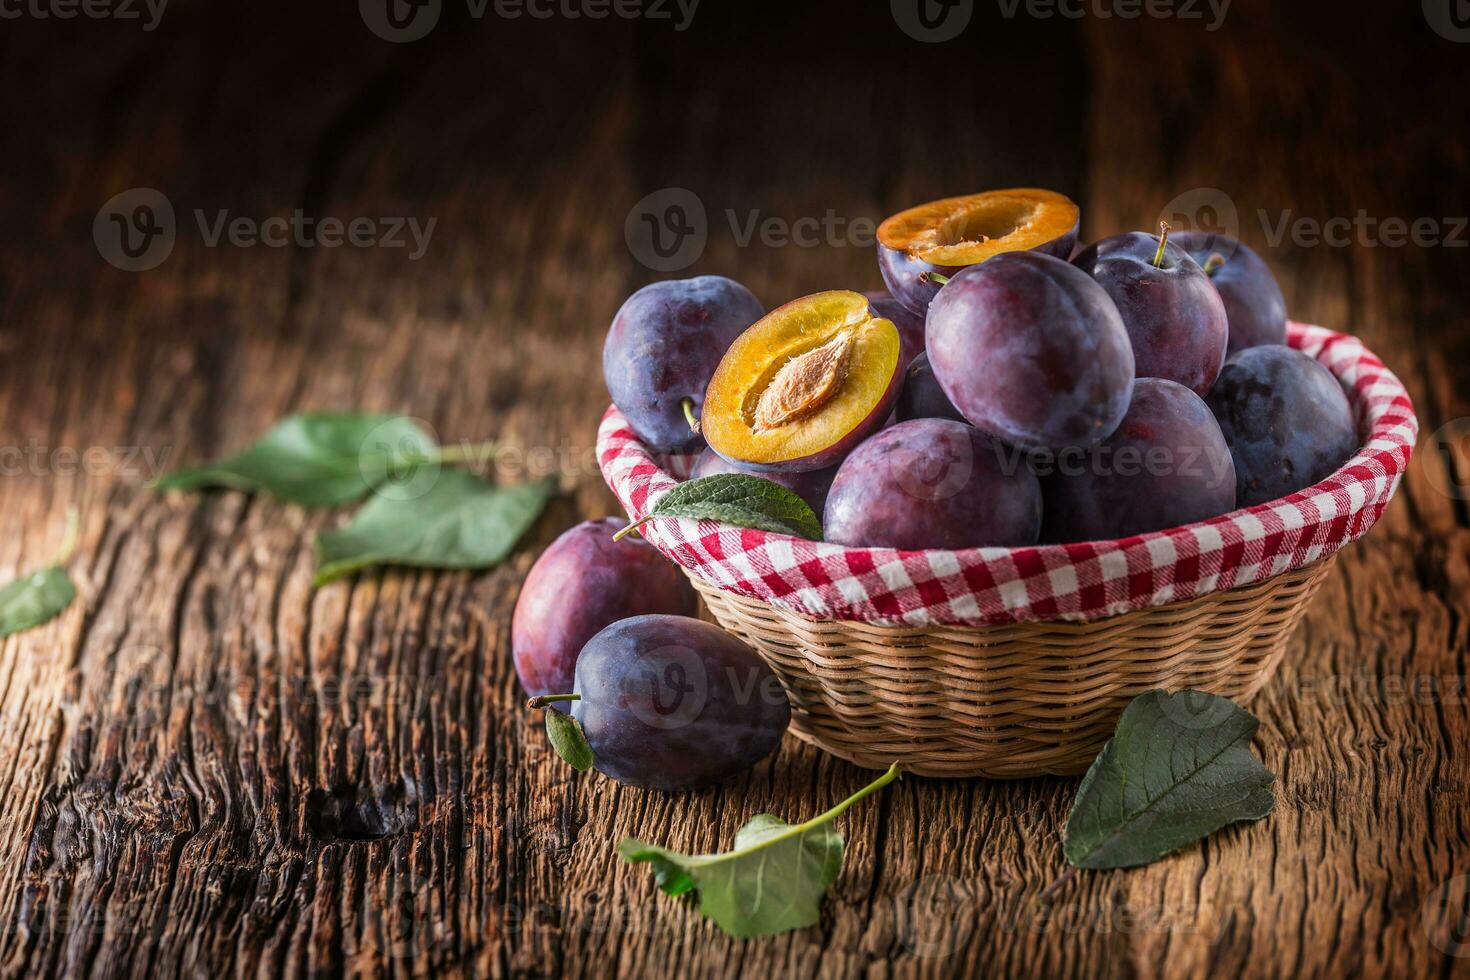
[598,321,1417,627]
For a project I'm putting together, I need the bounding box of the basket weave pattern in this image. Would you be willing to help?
[690,558,1333,777]
[598,322,1414,777]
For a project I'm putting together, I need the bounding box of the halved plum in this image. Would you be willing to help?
[702,290,903,472]
[876,188,1080,315]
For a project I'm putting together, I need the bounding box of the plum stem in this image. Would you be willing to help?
[55,508,80,565]
[1152,221,1171,268]
[681,397,701,434]
[610,517,649,543]
[918,271,951,286]
[527,693,581,709]
[429,440,499,467]
[1202,253,1226,277]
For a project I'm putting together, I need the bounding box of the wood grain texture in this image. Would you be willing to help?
[0,2,1466,977]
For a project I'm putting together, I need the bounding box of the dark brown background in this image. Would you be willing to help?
[1,1,1468,977]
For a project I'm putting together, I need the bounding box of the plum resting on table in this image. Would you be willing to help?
[512,519,696,711]
[691,447,838,515]
[1172,231,1288,353]
[571,615,790,792]
[895,352,964,423]
[1071,227,1229,396]
[603,275,763,453]
[1040,378,1236,542]
[925,252,1135,452]
[823,418,1042,549]
[1206,345,1358,507]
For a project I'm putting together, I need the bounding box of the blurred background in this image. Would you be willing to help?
[2,1,1468,976]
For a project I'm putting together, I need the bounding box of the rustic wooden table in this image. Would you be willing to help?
[1,3,1467,977]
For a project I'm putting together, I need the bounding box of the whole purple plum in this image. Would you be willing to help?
[1172,231,1287,353]
[1041,378,1236,542]
[691,448,838,515]
[925,252,1135,452]
[572,615,790,791]
[896,352,964,423]
[603,276,763,452]
[512,519,696,711]
[865,290,926,368]
[1072,229,1229,396]
[824,419,1041,549]
[1205,346,1358,506]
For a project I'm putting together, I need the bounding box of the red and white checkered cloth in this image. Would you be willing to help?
[597,322,1417,626]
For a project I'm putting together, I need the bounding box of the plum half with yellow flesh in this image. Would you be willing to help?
[702,290,903,472]
[876,187,1080,316]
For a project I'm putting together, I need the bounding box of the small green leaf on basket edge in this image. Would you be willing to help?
[0,509,80,638]
[619,762,900,938]
[613,474,822,543]
[544,708,594,771]
[313,469,555,585]
[1062,690,1275,870]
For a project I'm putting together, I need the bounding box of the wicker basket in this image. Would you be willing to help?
[598,323,1416,778]
[688,558,1334,777]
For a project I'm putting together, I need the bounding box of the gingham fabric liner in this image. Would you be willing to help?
[598,322,1417,626]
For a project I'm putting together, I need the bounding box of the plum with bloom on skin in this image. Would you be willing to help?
[603,276,763,453]
[571,615,790,791]
[1206,346,1358,506]
[1172,231,1288,353]
[926,252,1135,452]
[1041,378,1236,542]
[512,519,696,711]
[1072,229,1229,396]
[823,418,1041,549]
[896,352,964,423]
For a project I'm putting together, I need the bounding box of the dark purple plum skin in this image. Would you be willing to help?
[513,519,697,712]
[572,615,790,792]
[1072,232,1228,396]
[823,419,1042,549]
[864,290,926,368]
[1172,231,1288,353]
[1205,346,1358,507]
[1041,378,1236,542]
[877,221,1078,317]
[896,352,964,423]
[691,448,837,515]
[926,252,1135,452]
[603,276,763,452]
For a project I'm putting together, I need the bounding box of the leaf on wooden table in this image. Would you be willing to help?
[313,469,555,585]
[619,763,899,938]
[1063,690,1275,870]
[155,412,438,507]
[0,511,80,638]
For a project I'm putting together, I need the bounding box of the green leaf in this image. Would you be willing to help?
[0,565,76,638]
[1063,690,1275,870]
[313,469,554,585]
[621,474,822,542]
[154,412,438,507]
[0,510,80,638]
[619,762,899,938]
[545,709,593,771]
